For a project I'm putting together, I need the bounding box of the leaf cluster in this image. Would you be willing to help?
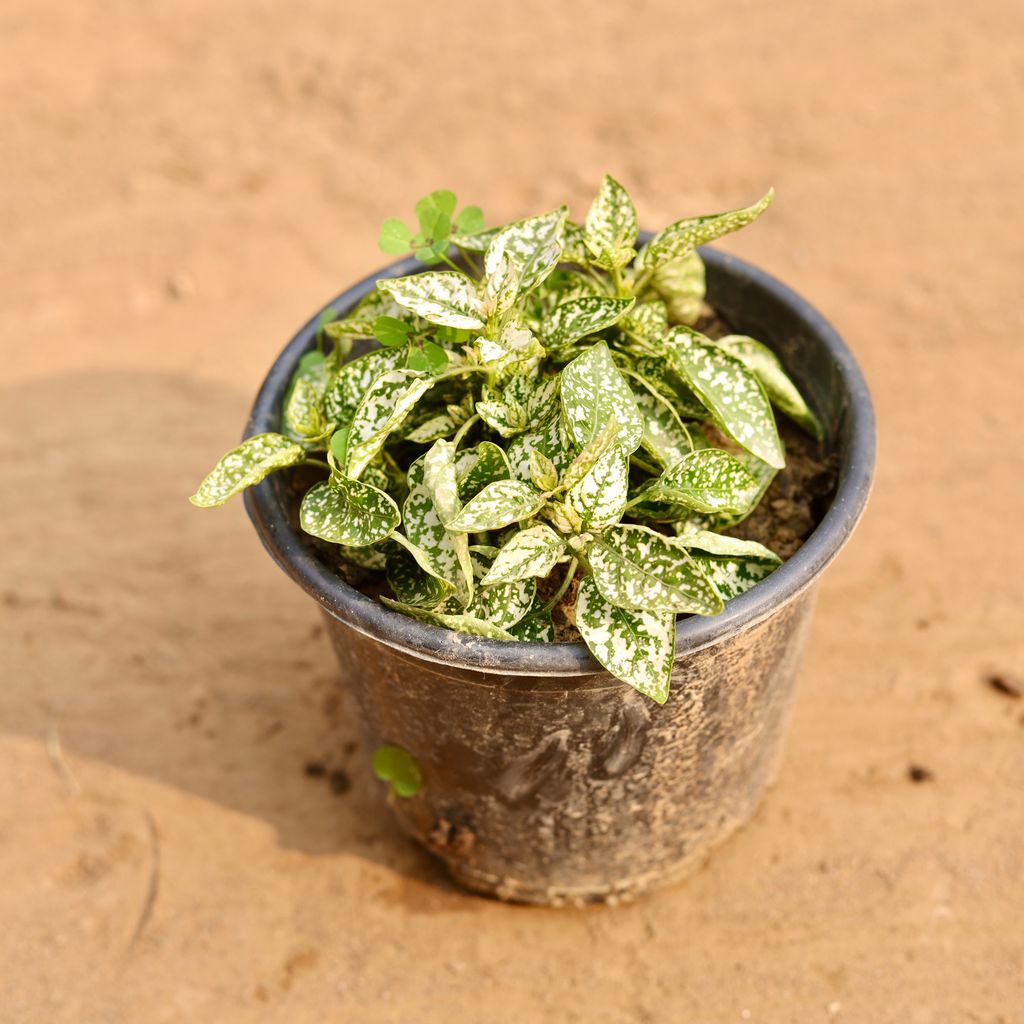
[192,177,822,702]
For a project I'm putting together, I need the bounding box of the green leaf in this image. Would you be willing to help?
[406,341,448,374]
[329,427,349,465]
[454,204,485,234]
[481,525,566,585]
[566,443,630,530]
[346,369,436,478]
[457,441,511,500]
[529,447,559,491]
[190,433,306,508]
[484,207,567,294]
[639,448,761,516]
[715,335,823,440]
[300,477,400,546]
[372,744,423,797]
[576,576,675,704]
[418,189,457,222]
[380,597,517,641]
[544,296,635,349]
[379,218,413,255]
[509,598,556,642]
[423,440,474,597]
[584,174,638,269]
[638,189,774,274]
[632,389,693,470]
[588,524,723,614]
[445,479,546,533]
[323,347,406,425]
[373,314,412,348]
[386,545,452,607]
[560,342,644,453]
[648,251,706,326]
[667,328,785,469]
[378,271,485,330]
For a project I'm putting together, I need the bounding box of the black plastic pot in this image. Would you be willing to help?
[243,245,875,905]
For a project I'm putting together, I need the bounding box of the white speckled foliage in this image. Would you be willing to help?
[193,178,821,701]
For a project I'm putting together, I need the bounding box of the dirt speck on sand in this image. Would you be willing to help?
[2,1,1023,1020]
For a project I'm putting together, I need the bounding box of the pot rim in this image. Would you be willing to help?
[244,246,875,676]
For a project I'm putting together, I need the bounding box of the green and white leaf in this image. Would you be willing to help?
[378,271,485,330]
[711,450,778,528]
[507,414,574,482]
[588,524,723,614]
[637,189,774,274]
[401,485,467,595]
[632,389,692,469]
[402,410,459,443]
[445,480,547,533]
[675,529,781,563]
[386,545,452,607]
[484,207,567,294]
[323,347,406,425]
[283,353,332,439]
[423,440,474,596]
[529,447,559,491]
[464,553,536,628]
[560,342,644,453]
[190,433,306,508]
[456,441,511,499]
[622,299,669,340]
[630,356,708,419]
[684,534,781,599]
[379,597,517,641]
[561,414,619,492]
[509,599,556,642]
[483,250,521,318]
[567,443,630,530]
[584,174,638,270]
[716,334,823,440]
[481,525,565,585]
[346,369,436,478]
[576,576,676,704]
[300,477,400,546]
[639,448,761,516]
[647,251,706,326]
[544,296,635,350]
[667,328,784,469]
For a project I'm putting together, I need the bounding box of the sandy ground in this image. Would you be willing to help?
[3,1,1023,1021]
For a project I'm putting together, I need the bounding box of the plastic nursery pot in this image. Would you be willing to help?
[243,245,876,906]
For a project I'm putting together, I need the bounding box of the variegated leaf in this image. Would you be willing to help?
[631,356,707,419]
[481,525,566,585]
[378,271,485,330]
[711,450,778,528]
[561,415,619,492]
[423,440,474,596]
[299,477,400,547]
[507,414,574,482]
[323,347,406,425]
[483,250,521,318]
[640,448,761,516]
[445,479,546,533]
[588,524,723,614]
[647,251,706,326]
[567,444,630,530]
[529,447,559,491]
[484,207,567,294]
[584,174,638,270]
[346,369,436,478]
[622,299,669,340]
[509,598,556,642]
[190,433,306,508]
[457,441,511,500]
[637,189,774,274]
[449,224,501,252]
[283,352,332,439]
[339,543,388,571]
[386,546,452,607]
[402,410,459,443]
[544,296,635,349]
[576,575,676,704]
[633,389,693,469]
[401,485,466,593]
[559,221,592,265]
[678,532,781,600]
[379,597,517,641]
[560,342,644,453]
[464,552,536,628]
[667,328,784,469]
[716,335,823,440]
[676,530,781,563]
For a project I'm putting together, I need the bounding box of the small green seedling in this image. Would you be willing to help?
[192,177,821,703]
[372,745,424,798]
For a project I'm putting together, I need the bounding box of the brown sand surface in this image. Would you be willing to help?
[3,2,1023,1020]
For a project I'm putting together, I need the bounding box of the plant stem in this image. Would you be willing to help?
[438,251,469,276]
[303,457,331,471]
[542,556,578,613]
[452,413,480,448]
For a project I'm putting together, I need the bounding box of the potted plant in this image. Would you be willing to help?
[191,178,874,905]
